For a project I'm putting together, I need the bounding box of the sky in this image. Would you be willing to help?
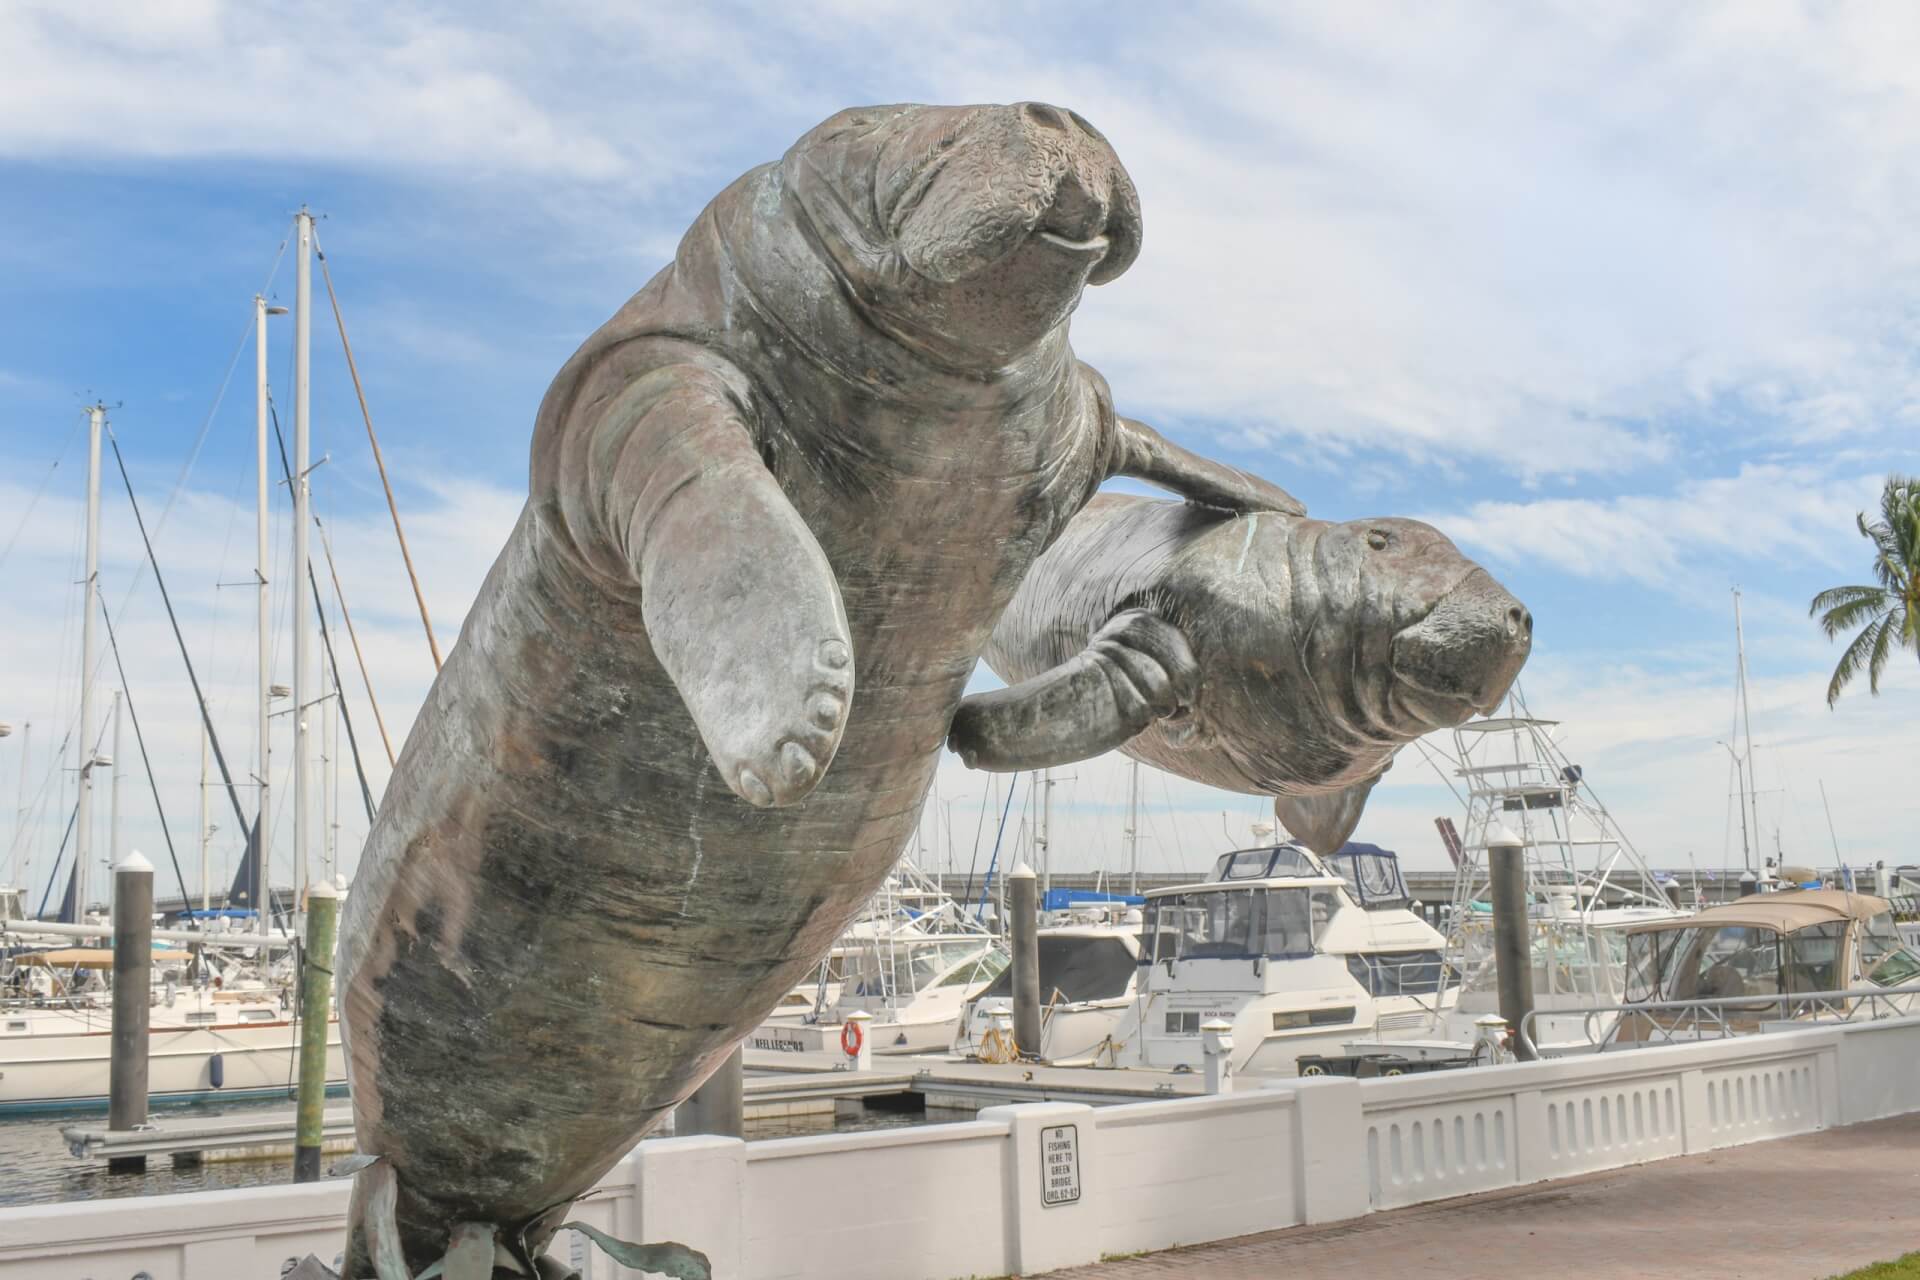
[1,1,1915,912]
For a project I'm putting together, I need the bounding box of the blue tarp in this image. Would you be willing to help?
[1043,887,1145,912]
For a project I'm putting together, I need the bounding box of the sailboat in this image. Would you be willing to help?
[0,213,360,1112]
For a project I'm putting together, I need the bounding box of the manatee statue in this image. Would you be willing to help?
[949,493,1531,852]
[335,104,1300,1278]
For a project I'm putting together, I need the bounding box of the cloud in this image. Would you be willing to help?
[1429,465,1887,587]
[8,3,1920,480]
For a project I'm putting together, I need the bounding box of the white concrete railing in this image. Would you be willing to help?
[7,1017,1920,1280]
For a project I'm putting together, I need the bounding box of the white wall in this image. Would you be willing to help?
[5,1017,1920,1280]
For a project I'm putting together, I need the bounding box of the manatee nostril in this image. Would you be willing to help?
[1507,606,1532,641]
[1022,102,1073,133]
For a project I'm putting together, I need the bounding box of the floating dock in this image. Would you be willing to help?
[57,1053,1205,1164]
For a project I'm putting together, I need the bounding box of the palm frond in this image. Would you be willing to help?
[1825,615,1883,707]
[1857,514,1902,590]
[1811,587,1888,639]
[1808,583,1884,616]
[1867,613,1896,695]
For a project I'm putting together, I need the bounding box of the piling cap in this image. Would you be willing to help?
[1008,862,1036,880]
[113,850,154,875]
[307,880,340,900]
[1485,823,1524,850]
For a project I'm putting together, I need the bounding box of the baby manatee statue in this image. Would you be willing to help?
[335,104,1299,1278]
[949,493,1532,852]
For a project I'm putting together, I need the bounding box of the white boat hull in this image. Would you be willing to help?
[0,1010,347,1114]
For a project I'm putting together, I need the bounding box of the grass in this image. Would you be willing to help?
[1833,1253,1920,1279]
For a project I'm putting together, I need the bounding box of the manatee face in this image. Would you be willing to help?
[785,102,1142,368]
[1298,517,1532,737]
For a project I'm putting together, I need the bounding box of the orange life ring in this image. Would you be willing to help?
[840,1020,864,1057]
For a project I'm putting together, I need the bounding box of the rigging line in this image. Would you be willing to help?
[32,795,81,921]
[32,709,110,919]
[104,425,251,839]
[97,597,194,912]
[267,400,379,820]
[312,230,443,671]
[0,412,86,572]
[314,515,396,767]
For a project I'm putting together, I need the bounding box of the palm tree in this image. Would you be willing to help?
[1810,474,1920,707]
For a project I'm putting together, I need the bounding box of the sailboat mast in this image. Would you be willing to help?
[9,721,28,887]
[292,209,314,922]
[255,292,280,929]
[198,719,210,915]
[1039,768,1053,898]
[1733,588,1761,871]
[107,689,122,915]
[1126,757,1140,897]
[323,648,337,884]
[74,404,103,920]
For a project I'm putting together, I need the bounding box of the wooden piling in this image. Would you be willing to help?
[108,851,154,1173]
[293,880,339,1182]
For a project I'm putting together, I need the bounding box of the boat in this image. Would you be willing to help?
[1609,881,1920,1046]
[1411,701,1683,1055]
[753,855,1008,1054]
[1021,840,1455,1078]
[951,899,1146,1064]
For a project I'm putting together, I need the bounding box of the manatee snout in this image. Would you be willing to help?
[1391,570,1532,716]
[890,101,1142,289]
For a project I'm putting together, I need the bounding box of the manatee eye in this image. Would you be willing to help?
[1366,528,1392,551]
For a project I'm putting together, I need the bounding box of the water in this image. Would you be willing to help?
[0,1095,965,1208]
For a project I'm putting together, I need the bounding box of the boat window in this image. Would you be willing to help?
[1782,922,1845,993]
[1664,925,1784,1001]
[1625,931,1665,1002]
[1860,912,1920,987]
[1216,850,1277,880]
[1262,888,1340,958]
[1211,845,1319,882]
[1038,936,1137,1003]
[1272,1006,1356,1030]
[910,943,999,993]
[1344,950,1447,996]
[238,1008,278,1023]
[1327,851,1411,910]
[937,948,1008,988]
[4,1020,26,1032]
[1132,907,1180,966]
[985,936,1138,1002]
[185,1011,218,1024]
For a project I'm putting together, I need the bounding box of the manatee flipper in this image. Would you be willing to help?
[948,609,1195,771]
[1274,774,1383,854]
[601,365,854,808]
[1111,414,1306,516]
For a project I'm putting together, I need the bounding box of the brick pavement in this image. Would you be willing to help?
[1054,1113,1920,1279]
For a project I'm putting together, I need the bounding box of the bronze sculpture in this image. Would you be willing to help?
[951,493,1532,852]
[334,103,1300,1278]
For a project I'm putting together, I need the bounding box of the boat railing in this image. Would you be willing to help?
[1515,981,1920,1058]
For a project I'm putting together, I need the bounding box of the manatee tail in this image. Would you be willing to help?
[1273,774,1383,855]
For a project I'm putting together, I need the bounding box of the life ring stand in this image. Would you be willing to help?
[840,1020,865,1057]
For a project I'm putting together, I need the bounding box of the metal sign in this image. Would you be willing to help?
[1041,1123,1081,1207]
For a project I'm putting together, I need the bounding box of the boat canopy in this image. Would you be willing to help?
[18,947,174,969]
[1625,889,1889,937]
[1208,843,1322,883]
[1323,843,1412,911]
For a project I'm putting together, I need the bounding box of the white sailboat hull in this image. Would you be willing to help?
[0,1007,347,1114]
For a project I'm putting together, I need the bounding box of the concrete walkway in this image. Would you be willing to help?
[1057,1113,1920,1279]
